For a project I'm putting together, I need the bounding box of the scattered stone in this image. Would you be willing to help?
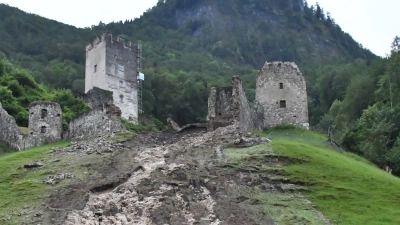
[43,173,74,185]
[23,162,44,169]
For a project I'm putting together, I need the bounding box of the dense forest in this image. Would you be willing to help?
[2,0,400,174]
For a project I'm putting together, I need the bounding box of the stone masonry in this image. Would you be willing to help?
[256,62,309,129]
[208,61,309,131]
[65,103,126,140]
[0,100,126,151]
[207,76,264,133]
[0,101,62,150]
[28,101,63,143]
[85,32,140,123]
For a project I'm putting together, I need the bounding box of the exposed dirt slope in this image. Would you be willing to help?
[20,126,330,225]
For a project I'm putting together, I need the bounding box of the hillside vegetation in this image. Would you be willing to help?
[0,57,89,128]
[0,0,377,126]
[264,128,400,225]
[2,0,400,177]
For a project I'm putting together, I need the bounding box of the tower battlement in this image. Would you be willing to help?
[85,32,141,123]
[86,32,138,52]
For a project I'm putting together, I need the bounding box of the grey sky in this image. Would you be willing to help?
[0,0,398,57]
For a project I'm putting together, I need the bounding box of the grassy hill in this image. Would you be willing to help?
[271,128,400,224]
[1,127,399,224]
[226,127,400,225]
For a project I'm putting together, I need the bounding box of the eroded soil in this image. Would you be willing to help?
[18,126,331,225]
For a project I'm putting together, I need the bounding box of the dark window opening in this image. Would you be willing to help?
[94,64,97,73]
[219,113,222,116]
[119,95,124,103]
[41,109,48,118]
[278,63,282,67]
[30,112,34,115]
[30,132,33,135]
[41,126,47,134]
[56,113,61,117]
[280,100,286,108]
[279,83,283,89]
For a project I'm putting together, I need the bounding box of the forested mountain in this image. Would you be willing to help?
[0,0,377,124]
[4,0,400,174]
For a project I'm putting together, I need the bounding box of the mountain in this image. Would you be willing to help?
[0,1,378,126]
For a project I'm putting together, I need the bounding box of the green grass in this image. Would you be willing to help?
[0,141,70,222]
[19,127,29,135]
[0,142,14,155]
[107,132,135,142]
[266,128,400,225]
[225,145,330,224]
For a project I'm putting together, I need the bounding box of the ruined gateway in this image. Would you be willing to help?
[207,61,309,132]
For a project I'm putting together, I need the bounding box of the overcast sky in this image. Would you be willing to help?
[0,0,398,57]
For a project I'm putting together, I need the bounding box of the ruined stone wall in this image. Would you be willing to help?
[85,87,114,108]
[28,101,63,143]
[256,62,309,129]
[232,77,264,133]
[65,103,126,140]
[207,86,235,130]
[207,76,264,133]
[0,103,44,150]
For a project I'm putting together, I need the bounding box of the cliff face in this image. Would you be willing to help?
[167,0,375,67]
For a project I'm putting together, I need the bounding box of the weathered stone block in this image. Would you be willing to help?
[256,61,309,129]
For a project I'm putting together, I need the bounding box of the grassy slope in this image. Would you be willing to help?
[0,142,70,222]
[267,128,400,225]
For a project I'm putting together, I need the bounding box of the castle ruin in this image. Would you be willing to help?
[28,101,63,142]
[85,32,141,123]
[207,76,264,133]
[256,62,309,129]
[207,61,309,132]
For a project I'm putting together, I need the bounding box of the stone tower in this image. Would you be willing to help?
[256,62,309,129]
[28,101,63,143]
[85,32,140,123]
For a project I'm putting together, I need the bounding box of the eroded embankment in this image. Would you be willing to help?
[24,126,331,225]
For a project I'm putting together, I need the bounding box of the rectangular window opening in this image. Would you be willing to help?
[41,126,47,134]
[280,100,286,108]
[279,83,283,89]
[41,109,48,119]
[94,64,97,73]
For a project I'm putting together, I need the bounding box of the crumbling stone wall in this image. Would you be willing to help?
[85,87,114,108]
[0,103,25,150]
[232,77,264,133]
[0,103,43,150]
[207,76,263,132]
[256,62,309,129]
[65,103,126,140]
[29,101,63,143]
[207,86,235,130]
